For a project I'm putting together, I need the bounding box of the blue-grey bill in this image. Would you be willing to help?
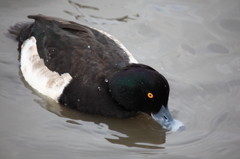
[151,106,183,131]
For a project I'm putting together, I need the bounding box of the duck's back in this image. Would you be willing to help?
[10,15,138,117]
[21,15,131,78]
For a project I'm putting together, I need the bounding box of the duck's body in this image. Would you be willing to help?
[9,15,182,130]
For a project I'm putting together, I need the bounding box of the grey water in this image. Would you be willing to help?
[0,0,240,158]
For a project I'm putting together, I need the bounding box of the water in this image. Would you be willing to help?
[1,0,240,158]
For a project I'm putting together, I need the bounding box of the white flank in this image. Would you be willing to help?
[92,28,138,64]
[20,36,72,102]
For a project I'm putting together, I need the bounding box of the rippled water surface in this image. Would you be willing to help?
[1,0,240,158]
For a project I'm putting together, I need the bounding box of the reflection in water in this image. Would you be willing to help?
[36,93,166,149]
[64,0,139,24]
[68,0,99,11]
[220,19,240,33]
[20,72,166,149]
[207,43,229,54]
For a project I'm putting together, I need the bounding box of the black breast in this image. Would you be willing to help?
[18,15,137,117]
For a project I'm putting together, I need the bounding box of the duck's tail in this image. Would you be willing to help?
[8,22,33,51]
[8,22,32,40]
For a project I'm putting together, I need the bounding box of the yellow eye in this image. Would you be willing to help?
[147,93,154,98]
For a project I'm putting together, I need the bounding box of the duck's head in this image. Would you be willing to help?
[109,64,182,131]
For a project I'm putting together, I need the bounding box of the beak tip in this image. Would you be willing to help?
[168,119,184,132]
[151,106,184,131]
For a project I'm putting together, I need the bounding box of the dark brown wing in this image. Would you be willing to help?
[25,15,130,80]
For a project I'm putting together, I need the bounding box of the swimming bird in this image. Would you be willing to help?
[8,15,182,130]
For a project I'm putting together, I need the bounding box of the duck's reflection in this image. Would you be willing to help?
[35,94,166,149]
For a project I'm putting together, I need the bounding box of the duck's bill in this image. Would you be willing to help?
[151,106,183,131]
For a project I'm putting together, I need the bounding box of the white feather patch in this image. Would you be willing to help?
[20,36,72,102]
[92,28,138,64]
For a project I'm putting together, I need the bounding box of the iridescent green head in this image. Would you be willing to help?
[109,64,169,114]
[109,64,182,130]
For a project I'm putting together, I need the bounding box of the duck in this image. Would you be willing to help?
[8,14,182,131]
